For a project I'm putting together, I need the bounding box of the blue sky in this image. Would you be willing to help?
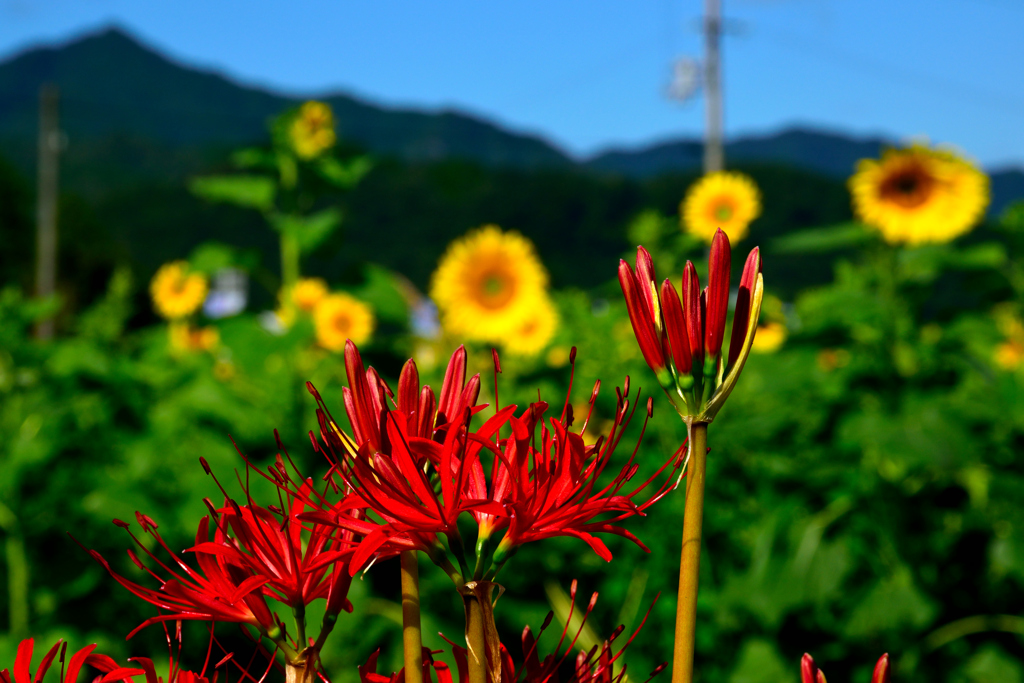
[2,0,1022,167]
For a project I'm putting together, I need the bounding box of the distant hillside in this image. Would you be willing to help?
[588,128,886,178]
[587,128,1024,215]
[0,26,571,197]
[2,28,1022,207]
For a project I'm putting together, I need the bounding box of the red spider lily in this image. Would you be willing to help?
[300,344,681,580]
[197,465,356,613]
[619,228,764,423]
[358,648,453,683]
[306,399,512,577]
[440,581,665,683]
[800,653,890,683]
[341,341,481,456]
[1,639,143,683]
[79,512,277,639]
[482,385,681,565]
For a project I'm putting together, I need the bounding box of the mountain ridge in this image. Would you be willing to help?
[0,26,1021,213]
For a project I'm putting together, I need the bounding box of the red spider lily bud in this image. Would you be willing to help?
[622,236,764,425]
[682,261,703,363]
[800,654,827,683]
[727,246,761,368]
[634,246,661,333]
[414,386,437,439]
[618,260,667,374]
[344,340,385,453]
[704,229,731,357]
[112,519,129,529]
[872,654,890,683]
[437,345,468,423]
[660,279,692,375]
[398,359,420,416]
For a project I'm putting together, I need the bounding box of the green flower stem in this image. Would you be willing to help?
[293,603,307,650]
[463,592,488,683]
[281,231,301,293]
[400,550,424,683]
[672,421,707,683]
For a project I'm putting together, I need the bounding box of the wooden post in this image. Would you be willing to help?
[35,84,61,340]
[703,0,724,173]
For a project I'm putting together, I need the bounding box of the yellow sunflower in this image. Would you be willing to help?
[289,277,329,312]
[430,225,549,341]
[169,322,219,353]
[314,293,375,351]
[503,296,559,356]
[151,261,208,320]
[994,341,1024,371]
[681,171,762,243]
[850,144,990,245]
[751,322,787,354]
[290,101,336,159]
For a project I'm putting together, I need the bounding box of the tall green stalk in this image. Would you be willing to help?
[281,232,301,294]
[464,592,488,683]
[672,422,707,683]
[401,551,424,683]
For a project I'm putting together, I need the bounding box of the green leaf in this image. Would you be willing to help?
[351,264,410,325]
[76,268,133,341]
[189,174,276,211]
[231,147,276,170]
[899,242,1006,283]
[899,244,951,283]
[962,644,1023,683]
[269,208,342,252]
[728,640,793,683]
[187,242,260,274]
[1000,200,1024,233]
[771,222,874,254]
[948,242,1007,270]
[844,566,937,637]
[626,209,666,246]
[316,156,373,188]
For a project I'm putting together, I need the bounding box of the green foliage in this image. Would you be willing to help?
[4,114,1024,683]
[189,174,277,210]
[269,207,342,251]
[771,222,873,254]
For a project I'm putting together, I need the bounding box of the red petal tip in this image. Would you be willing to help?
[800,654,818,683]
[871,654,890,683]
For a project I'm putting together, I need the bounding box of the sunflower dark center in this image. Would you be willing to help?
[475,268,516,309]
[332,313,352,332]
[880,165,934,208]
[895,175,918,194]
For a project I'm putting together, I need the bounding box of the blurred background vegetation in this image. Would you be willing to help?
[3,27,1024,683]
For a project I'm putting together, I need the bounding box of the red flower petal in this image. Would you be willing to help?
[705,229,732,357]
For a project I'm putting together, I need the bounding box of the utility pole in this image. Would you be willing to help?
[35,84,60,340]
[703,0,724,172]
